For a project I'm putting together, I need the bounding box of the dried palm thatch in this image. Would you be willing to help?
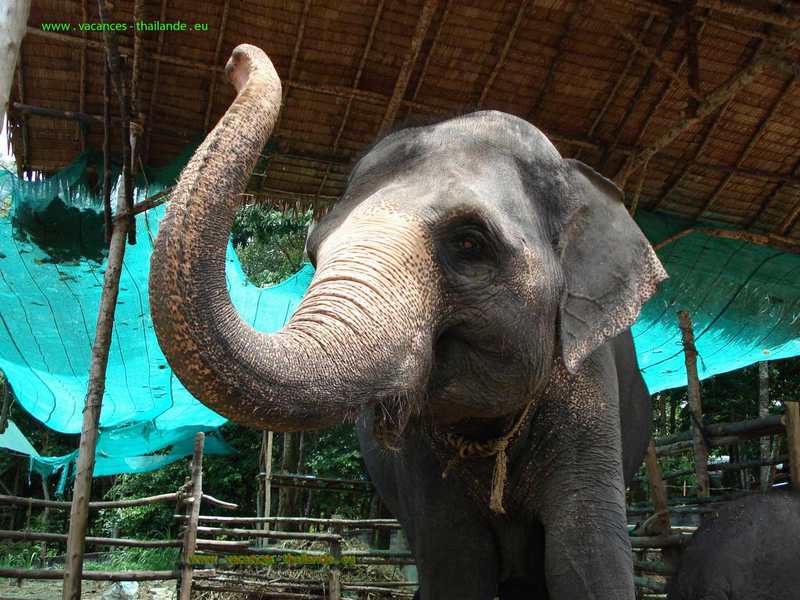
[7,0,800,245]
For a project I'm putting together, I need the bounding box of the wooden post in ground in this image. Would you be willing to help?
[677,310,710,497]
[60,150,130,600]
[327,514,343,600]
[784,402,800,489]
[178,431,205,600]
[178,432,205,600]
[759,361,771,491]
[644,439,671,535]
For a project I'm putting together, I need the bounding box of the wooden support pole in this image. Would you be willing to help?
[178,432,205,600]
[785,401,800,489]
[759,361,771,491]
[264,431,273,526]
[643,439,670,535]
[98,0,136,245]
[677,310,710,497]
[60,137,130,600]
[102,59,112,244]
[328,515,343,600]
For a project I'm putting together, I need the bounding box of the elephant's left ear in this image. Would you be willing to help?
[558,159,667,374]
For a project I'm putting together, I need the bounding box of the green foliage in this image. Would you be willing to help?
[84,548,179,572]
[95,462,186,540]
[232,205,311,285]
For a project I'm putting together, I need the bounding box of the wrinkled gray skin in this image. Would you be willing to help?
[149,46,667,600]
[668,493,800,600]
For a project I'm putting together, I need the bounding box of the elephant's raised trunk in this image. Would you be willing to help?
[150,45,436,432]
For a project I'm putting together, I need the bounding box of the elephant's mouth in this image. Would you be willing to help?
[372,392,420,451]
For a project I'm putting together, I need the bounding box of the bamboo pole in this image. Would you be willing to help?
[328,516,343,600]
[785,401,800,489]
[188,515,401,528]
[178,432,205,600]
[654,414,784,447]
[643,439,670,535]
[4,568,180,581]
[0,492,179,510]
[60,128,131,600]
[677,310,710,497]
[0,529,182,548]
[759,361,771,491]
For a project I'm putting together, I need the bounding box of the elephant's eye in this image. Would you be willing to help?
[460,237,479,251]
[453,229,487,259]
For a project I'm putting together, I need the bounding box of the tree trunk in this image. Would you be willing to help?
[758,361,770,492]
[669,393,678,434]
[0,0,31,125]
[278,432,302,530]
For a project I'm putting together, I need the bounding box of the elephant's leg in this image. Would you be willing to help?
[412,516,499,600]
[498,578,547,600]
[530,361,635,599]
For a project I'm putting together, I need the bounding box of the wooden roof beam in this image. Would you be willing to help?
[274,0,313,139]
[685,9,701,117]
[602,16,680,170]
[653,226,800,255]
[620,48,790,188]
[696,74,796,220]
[477,0,529,109]
[777,193,800,236]
[575,11,656,161]
[143,0,169,166]
[527,0,586,121]
[648,100,731,211]
[609,19,703,102]
[610,0,799,32]
[620,15,711,176]
[315,0,385,199]
[376,0,439,138]
[746,160,799,232]
[694,0,799,31]
[404,0,452,120]
[202,0,231,133]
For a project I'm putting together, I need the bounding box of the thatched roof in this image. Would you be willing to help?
[8,0,800,244]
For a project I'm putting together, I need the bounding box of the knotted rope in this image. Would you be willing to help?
[439,399,534,514]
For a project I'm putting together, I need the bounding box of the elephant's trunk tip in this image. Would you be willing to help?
[224,44,275,94]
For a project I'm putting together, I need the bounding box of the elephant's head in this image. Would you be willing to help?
[149,45,666,443]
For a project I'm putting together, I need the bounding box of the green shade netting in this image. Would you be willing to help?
[632,211,800,391]
[0,419,40,457]
[0,144,799,481]
[0,146,312,480]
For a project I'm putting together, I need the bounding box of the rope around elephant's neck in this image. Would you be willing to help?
[439,399,535,515]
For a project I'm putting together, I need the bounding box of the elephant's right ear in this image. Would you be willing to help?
[558,159,667,374]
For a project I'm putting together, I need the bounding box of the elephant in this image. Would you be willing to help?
[149,45,667,600]
[667,493,800,600]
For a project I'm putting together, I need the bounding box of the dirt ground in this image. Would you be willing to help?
[0,579,175,600]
